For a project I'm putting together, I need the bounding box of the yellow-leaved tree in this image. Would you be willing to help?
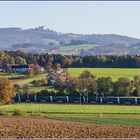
[0,78,16,104]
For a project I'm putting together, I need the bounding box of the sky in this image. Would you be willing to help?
[0,1,140,38]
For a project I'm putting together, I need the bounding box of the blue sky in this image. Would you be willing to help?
[0,1,140,38]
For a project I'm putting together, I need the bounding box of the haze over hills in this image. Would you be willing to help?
[0,26,140,56]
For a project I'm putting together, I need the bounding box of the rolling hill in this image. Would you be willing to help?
[0,26,140,55]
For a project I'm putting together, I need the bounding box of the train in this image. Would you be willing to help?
[13,94,140,104]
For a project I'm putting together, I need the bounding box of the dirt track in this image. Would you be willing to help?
[0,116,140,138]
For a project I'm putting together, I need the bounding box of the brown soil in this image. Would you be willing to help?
[0,116,140,138]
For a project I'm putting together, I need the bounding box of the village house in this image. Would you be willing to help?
[47,66,69,85]
[12,65,30,73]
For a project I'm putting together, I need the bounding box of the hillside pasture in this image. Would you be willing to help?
[58,44,98,55]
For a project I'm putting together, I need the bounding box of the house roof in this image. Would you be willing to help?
[12,65,29,69]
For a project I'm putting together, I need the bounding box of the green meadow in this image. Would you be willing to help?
[1,103,140,126]
[1,68,140,85]
[68,68,140,80]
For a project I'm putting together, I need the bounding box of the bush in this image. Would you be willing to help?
[31,78,48,87]
[0,109,8,115]
[13,109,27,116]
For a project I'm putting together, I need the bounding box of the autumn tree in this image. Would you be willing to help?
[26,68,34,77]
[45,61,52,72]
[79,70,97,102]
[0,78,16,104]
[26,64,41,77]
[54,63,61,72]
[67,70,97,103]
[32,64,41,76]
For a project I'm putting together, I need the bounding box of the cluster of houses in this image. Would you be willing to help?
[0,63,71,86]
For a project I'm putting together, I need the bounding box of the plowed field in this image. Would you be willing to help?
[0,116,140,138]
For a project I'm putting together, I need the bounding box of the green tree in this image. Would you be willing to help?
[113,77,133,96]
[22,85,31,101]
[97,77,113,97]
[14,84,22,102]
[133,75,140,96]
[15,56,27,65]
[79,70,96,79]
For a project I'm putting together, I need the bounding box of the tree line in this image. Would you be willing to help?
[50,70,140,98]
[1,70,140,104]
[1,50,140,68]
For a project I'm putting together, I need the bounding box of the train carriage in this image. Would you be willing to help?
[52,96,67,103]
[36,95,50,102]
[119,98,135,104]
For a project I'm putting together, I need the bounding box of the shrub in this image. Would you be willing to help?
[13,109,27,116]
[0,109,8,115]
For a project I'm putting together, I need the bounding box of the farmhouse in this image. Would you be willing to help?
[47,67,69,85]
[2,64,29,73]
[12,65,29,73]
[1,64,45,74]
[2,65,9,72]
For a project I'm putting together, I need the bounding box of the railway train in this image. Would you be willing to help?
[14,94,140,104]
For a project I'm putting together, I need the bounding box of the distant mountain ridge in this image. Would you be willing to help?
[0,26,140,55]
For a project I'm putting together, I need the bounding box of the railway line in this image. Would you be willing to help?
[14,95,140,105]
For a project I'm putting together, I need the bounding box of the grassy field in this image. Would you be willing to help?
[0,73,47,85]
[12,73,47,86]
[0,73,51,92]
[68,68,140,80]
[1,103,140,126]
[1,68,140,84]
